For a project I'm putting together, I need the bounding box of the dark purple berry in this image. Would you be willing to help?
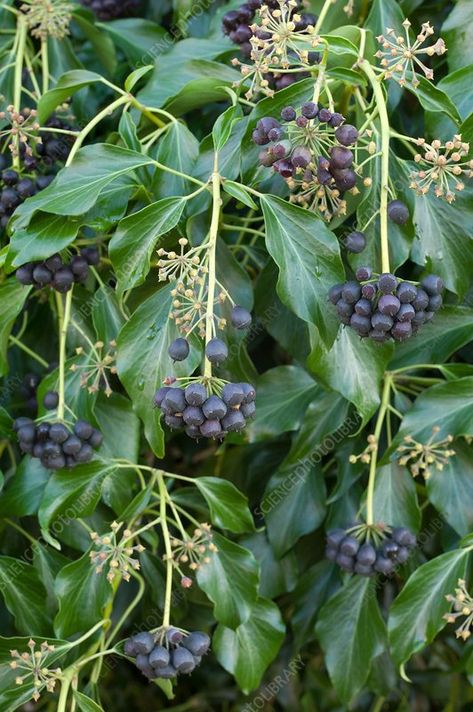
[168,338,189,362]
[387,200,409,225]
[335,124,359,146]
[345,231,366,253]
[378,294,400,316]
[231,305,252,329]
[205,338,228,365]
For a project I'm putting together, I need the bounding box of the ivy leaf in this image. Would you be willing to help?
[151,122,199,198]
[442,0,473,72]
[372,463,421,532]
[250,365,318,441]
[197,533,259,629]
[308,327,393,426]
[388,549,470,667]
[0,280,29,376]
[426,440,473,537]
[407,76,461,124]
[316,576,387,704]
[10,145,154,228]
[212,104,244,152]
[8,213,80,267]
[37,69,104,123]
[109,197,186,295]
[116,286,201,457]
[73,691,105,712]
[260,195,344,346]
[213,597,285,694]
[194,477,255,534]
[222,180,258,209]
[389,306,473,369]
[0,457,49,517]
[54,551,113,638]
[388,377,473,455]
[0,557,51,635]
[241,532,299,598]
[291,561,340,649]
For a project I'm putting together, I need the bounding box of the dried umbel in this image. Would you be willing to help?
[376,19,446,88]
[444,579,473,641]
[0,106,40,159]
[71,339,117,397]
[10,640,61,703]
[410,135,473,202]
[166,522,218,572]
[90,521,145,583]
[21,0,73,40]
[396,426,456,479]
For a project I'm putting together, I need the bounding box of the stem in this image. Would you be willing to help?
[41,37,49,94]
[153,160,205,188]
[312,44,329,104]
[12,14,27,171]
[56,290,73,422]
[4,518,36,544]
[57,668,74,712]
[158,472,174,628]
[66,95,130,166]
[366,374,392,526]
[313,0,333,34]
[8,335,49,367]
[203,153,221,379]
[107,571,145,646]
[359,59,391,273]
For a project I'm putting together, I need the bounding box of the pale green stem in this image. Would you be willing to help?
[158,472,174,627]
[203,153,221,379]
[8,335,49,367]
[41,36,49,94]
[366,374,392,525]
[56,290,73,422]
[66,95,130,166]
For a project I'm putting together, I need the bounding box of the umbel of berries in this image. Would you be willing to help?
[16,247,100,293]
[79,0,140,20]
[125,627,210,681]
[326,524,417,576]
[12,391,103,470]
[328,270,445,342]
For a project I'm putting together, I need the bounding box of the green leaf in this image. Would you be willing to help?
[389,377,473,455]
[197,533,259,629]
[389,307,473,369]
[0,557,51,635]
[212,104,243,152]
[316,576,387,704]
[152,122,199,198]
[308,327,393,426]
[213,597,285,694]
[372,463,421,532]
[426,440,473,537]
[194,477,255,534]
[10,145,154,228]
[116,286,201,457]
[222,179,258,209]
[0,279,29,376]
[9,213,79,267]
[109,197,186,295]
[124,65,153,92]
[442,1,473,72]
[94,392,140,463]
[100,18,168,65]
[410,178,473,297]
[407,76,461,124]
[250,365,318,441]
[260,195,344,346]
[241,532,298,598]
[291,561,339,649]
[54,550,113,638]
[388,549,470,667]
[73,691,105,712]
[37,69,104,123]
[0,457,49,517]
[38,460,116,532]
[71,12,117,76]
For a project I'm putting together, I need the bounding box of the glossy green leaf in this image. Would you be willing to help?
[291,561,340,649]
[222,179,258,209]
[316,576,387,704]
[0,558,51,635]
[212,104,243,152]
[442,1,473,72]
[73,690,105,712]
[0,279,29,376]
[388,549,470,667]
[213,597,285,694]
[372,463,421,532]
[37,69,104,123]
[0,457,49,517]
[261,195,344,346]
[426,440,473,537]
[109,197,186,295]
[152,122,199,198]
[197,533,259,629]
[194,477,255,534]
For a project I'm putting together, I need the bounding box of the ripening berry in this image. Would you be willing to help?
[205,338,228,365]
[335,124,359,146]
[387,199,409,225]
[345,231,366,253]
[168,338,190,362]
[231,305,252,329]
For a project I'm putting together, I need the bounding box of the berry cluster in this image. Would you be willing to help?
[16,247,100,293]
[154,379,256,441]
[13,392,103,470]
[79,0,140,20]
[252,104,362,219]
[125,628,210,681]
[328,271,444,342]
[0,111,75,235]
[326,526,417,576]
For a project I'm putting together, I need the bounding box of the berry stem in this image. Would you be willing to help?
[359,59,391,273]
[312,43,329,105]
[12,13,27,171]
[66,95,130,166]
[8,334,49,367]
[41,37,49,94]
[203,153,221,379]
[106,571,145,647]
[366,373,392,526]
[56,289,73,423]
[313,0,333,34]
[158,471,174,628]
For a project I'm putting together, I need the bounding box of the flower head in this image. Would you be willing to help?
[70,339,117,397]
[0,106,41,159]
[21,0,73,40]
[444,579,473,640]
[375,19,446,88]
[396,426,456,479]
[410,135,473,202]
[10,640,61,703]
[166,522,217,572]
[90,521,145,584]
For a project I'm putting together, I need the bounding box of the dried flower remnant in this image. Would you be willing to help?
[10,640,61,703]
[396,426,456,479]
[375,20,447,88]
[166,522,218,572]
[21,0,73,39]
[444,579,473,640]
[410,136,473,202]
[70,340,117,397]
[0,106,41,159]
[349,434,378,465]
[90,521,145,583]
